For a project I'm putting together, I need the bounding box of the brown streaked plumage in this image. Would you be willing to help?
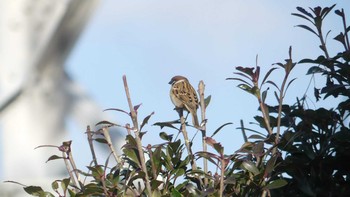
[169,75,200,128]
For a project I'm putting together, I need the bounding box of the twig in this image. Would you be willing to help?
[86,126,98,166]
[219,155,225,197]
[67,148,84,190]
[62,151,78,189]
[240,120,248,143]
[122,75,152,196]
[198,80,208,186]
[180,114,197,170]
[102,127,122,164]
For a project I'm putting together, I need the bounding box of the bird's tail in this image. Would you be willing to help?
[191,111,200,128]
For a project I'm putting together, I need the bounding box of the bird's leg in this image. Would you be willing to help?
[174,107,184,119]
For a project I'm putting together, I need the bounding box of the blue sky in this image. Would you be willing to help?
[66,1,349,169]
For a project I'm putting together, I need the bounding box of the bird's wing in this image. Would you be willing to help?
[172,80,199,111]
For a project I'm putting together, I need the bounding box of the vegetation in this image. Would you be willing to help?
[8,4,350,196]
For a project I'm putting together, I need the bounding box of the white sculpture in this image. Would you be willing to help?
[0,1,122,196]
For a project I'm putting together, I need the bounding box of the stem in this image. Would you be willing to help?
[86,126,98,166]
[122,75,152,196]
[317,25,330,59]
[102,127,122,164]
[67,149,84,190]
[219,156,225,197]
[148,146,158,179]
[275,74,289,146]
[258,96,273,135]
[240,120,248,143]
[340,9,350,50]
[180,115,197,170]
[198,80,208,186]
[62,151,78,189]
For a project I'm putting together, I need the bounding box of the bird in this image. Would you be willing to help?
[169,75,200,128]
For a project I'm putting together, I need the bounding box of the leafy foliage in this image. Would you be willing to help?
[7,4,350,197]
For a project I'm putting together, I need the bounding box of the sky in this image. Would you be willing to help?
[66,1,350,170]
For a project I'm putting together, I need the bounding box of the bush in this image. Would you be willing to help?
[8,4,350,197]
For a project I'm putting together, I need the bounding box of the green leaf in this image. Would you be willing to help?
[263,179,288,190]
[125,135,138,147]
[61,178,70,192]
[140,111,154,131]
[46,155,63,163]
[151,180,163,190]
[123,148,140,167]
[237,84,255,96]
[242,161,260,175]
[94,138,107,144]
[23,186,54,197]
[171,188,182,197]
[159,131,173,141]
[51,181,58,190]
[204,95,211,108]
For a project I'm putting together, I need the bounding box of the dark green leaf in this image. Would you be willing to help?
[226,77,252,86]
[265,155,278,176]
[252,142,264,156]
[285,78,297,94]
[291,13,314,24]
[262,67,278,85]
[94,138,107,144]
[295,25,318,36]
[237,84,254,95]
[266,80,280,91]
[296,7,314,18]
[306,66,324,75]
[95,120,117,126]
[211,122,233,137]
[262,88,269,103]
[236,66,255,78]
[263,179,288,190]
[153,120,180,130]
[248,134,266,140]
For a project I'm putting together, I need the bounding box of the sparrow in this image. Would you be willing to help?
[169,75,200,128]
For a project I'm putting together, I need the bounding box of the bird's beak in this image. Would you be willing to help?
[168,80,173,85]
